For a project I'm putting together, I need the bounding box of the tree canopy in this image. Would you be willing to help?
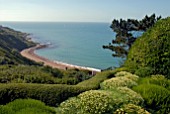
[103,14,161,58]
[124,17,170,78]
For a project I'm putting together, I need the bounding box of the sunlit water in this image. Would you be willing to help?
[1,22,123,69]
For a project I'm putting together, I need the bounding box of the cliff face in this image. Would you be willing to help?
[0,26,36,65]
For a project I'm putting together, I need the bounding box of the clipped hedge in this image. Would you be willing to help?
[3,99,56,114]
[0,83,88,106]
[77,70,116,89]
[133,84,170,113]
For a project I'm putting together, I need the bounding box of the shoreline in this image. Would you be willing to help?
[20,44,101,73]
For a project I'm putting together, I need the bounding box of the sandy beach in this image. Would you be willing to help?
[20,44,101,73]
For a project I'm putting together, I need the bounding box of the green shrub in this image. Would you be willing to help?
[57,90,124,114]
[101,76,137,90]
[57,88,144,114]
[115,71,139,82]
[114,104,150,114]
[134,67,154,77]
[56,97,81,114]
[4,99,55,114]
[77,90,117,114]
[0,105,14,114]
[138,75,170,90]
[133,84,170,113]
[116,87,144,105]
[125,17,170,78]
[77,70,116,89]
[0,83,88,106]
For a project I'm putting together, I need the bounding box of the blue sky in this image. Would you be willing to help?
[0,0,170,22]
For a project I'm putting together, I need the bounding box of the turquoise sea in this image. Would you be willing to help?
[0,22,122,69]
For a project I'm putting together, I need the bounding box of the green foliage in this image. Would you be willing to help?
[103,14,161,58]
[125,17,170,78]
[0,65,91,85]
[57,88,143,114]
[58,90,118,114]
[134,67,154,77]
[115,71,139,82]
[116,87,144,105]
[0,105,14,114]
[138,75,170,90]
[0,83,88,106]
[2,99,55,114]
[0,26,37,65]
[77,90,117,114]
[101,76,137,89]
[56,97,81,114]
[77,70,116,89]
[114,104,150,114]
[133,84,170,113]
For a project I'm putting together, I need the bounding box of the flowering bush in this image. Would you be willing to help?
[56,97,81,114]
[57,90,123,114]
[78,90,117,114]
[116,87,144,105]
[101,76,137,90]
[114,104,150,114]
[115,71,133,77]
[115,71,139,82]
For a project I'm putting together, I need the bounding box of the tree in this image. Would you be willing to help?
[103,14,161,58]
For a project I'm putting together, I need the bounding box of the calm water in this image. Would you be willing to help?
[0,22,122,69]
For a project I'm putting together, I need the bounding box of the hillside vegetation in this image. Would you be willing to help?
[0,26,36,65]
[0,17,170,114]
[124,17,170,78]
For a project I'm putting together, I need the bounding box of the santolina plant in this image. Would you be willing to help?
[101,76,137,90]
[115,71,139,82]
[114,104,150,114]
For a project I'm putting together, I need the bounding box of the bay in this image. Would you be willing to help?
[0,22,122,69]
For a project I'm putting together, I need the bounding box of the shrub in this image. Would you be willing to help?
[77,90,117,114]
[0,105,14,114]
[133,84,170,113]
[57,88,144,114]
[0,83,88,106]
[115,71,139,82]
[101,76,137,90]
[114,104,150,114]
[134,67,154,77]
[125,17,170,78]
[4,99,56,114]
[116,87,144,105]
[138,75,170,90]
[56,97,81,114]
[77,70,116,89]
[57,90,122,114]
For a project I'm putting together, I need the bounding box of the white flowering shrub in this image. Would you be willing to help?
[101,76,137,90]
[115,71,139,82]
[78,90,116,114]
[115,71,132,77]
[57,90,123,114]
[56,97,81,114]
[116,87,144,105]
[114,104,151,114]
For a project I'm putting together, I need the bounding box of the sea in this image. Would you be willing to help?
[0,22,122,70]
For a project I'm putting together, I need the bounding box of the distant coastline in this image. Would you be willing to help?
[20,43,101,73]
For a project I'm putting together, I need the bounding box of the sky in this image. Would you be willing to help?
[0,0,170,22]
